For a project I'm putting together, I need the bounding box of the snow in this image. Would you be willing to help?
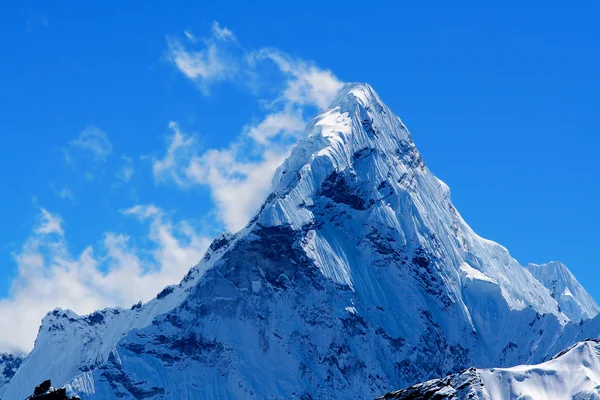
[5,83,600,399]
[2,232,236,399]
[381,340,600,399]
[0,353,23,397]
[526,261,600,321]
[460,262,497,284]
[479,340,600,399]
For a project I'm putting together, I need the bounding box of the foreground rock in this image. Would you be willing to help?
[26,380,79,400]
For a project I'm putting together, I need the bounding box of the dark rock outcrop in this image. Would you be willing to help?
[26,380,80,400]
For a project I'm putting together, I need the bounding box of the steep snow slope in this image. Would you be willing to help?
[0,353,23,397]
[2,233,234,399]
[380,340,600,400]
[9,83,599,399]
[526,261,600,321]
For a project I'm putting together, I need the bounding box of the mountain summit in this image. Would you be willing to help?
[4,83,599,399]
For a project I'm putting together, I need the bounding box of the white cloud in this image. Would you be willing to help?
[158,22,343,232]
[165,23,240,94]
[152,118,297,232]
[0,206,210,353]
[245,108,305,145]
[36,208,63,235]
[187,146,290,231]
[68,126,113,162]
[211,21,235,42]
[123,204,161,219]
[166,39,233,83]
[152,122,197,187]
[251,49,343,109]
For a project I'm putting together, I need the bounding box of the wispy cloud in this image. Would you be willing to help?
[53,184,75,202]
[184,29,197,43]
[210,21,235,42]
[0,206,210,353]
[152,122,197,187]
[116,155,135,183]
[159,21,343,232]
[245,109,305,145]
[250,49,343,109]
[35,207,63,235]
[67,126,113,162]
[27,14,49,34]
[165,22,239,94]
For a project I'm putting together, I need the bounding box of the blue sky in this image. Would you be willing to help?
[0,1,598,352]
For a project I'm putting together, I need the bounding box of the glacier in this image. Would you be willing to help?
[3,83,600,399]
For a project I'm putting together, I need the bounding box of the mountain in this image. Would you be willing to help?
[379,339,600,399]
[4,83,599,399]
[526,261,600,321]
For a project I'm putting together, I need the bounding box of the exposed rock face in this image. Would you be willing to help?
[4,83,600,399]
[26,380,80,400]
[378,368,487,400]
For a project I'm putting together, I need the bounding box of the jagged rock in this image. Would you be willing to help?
[26,379,80,400]
[34,380,52,395]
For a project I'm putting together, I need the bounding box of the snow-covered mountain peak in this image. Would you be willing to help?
[270,82,413,191]
[526,261,600,321]
[261,83,565,321]
[327,82,387,116]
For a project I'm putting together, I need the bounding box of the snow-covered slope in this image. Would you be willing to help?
[7,83,600,399]
[380,339,600,400]
[0,353,23,397]
[526,261,600,321]
[2,233,234,399]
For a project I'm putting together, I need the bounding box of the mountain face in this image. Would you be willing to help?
[2,235,232,400]
[0,353,23,396]
[4,83,599,399]
[526,261,600,321]
[379,339,600,400]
